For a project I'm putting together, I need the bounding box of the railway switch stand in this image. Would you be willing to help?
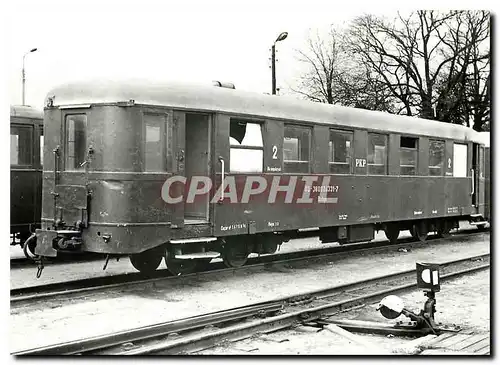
[327,262,460,336]
[376,263,460,335]
[377,291,439,334]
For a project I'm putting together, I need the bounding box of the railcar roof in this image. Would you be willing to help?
[46,79,484,143]
[477,132,490,147]
[10,105,43,120]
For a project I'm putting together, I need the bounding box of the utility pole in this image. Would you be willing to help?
[22,48,38,105]
[271,32,288,95]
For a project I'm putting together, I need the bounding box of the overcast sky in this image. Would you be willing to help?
[6,0,492,109]
[5,1,361,108]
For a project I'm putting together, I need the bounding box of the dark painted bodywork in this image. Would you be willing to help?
[35,81,489,257]
[36,99,485,257]
[10,106,43,241]
[484,146,491,221]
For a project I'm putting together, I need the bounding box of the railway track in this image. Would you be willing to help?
[11,229,487,306]
[10,252,107,269]
[13,252,490,355]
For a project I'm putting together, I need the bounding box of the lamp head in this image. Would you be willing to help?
[275,32,288,43]
[376,295,405,319]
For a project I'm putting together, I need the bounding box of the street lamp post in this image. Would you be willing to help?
[271,32,288,95]
[22,48,38,105]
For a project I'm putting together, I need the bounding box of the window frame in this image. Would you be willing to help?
[10,124,34,167]
[142,112,169,173]
[480,146,485,178]
[328,128,353,174]
[367,132,388,176]
[283,124,312,174]
[428,139,445,176]
[39,126,44,167]
[64,114,88,171]
[452,143,468,178]
[399,136,419,176]
[229,118,264,173]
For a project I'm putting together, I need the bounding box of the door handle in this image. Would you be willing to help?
[471,168,475,195]
[219,156,225,202]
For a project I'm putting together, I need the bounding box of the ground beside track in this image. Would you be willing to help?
[197,269,490,355]
[10,228,489,353]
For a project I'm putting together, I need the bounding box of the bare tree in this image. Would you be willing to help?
[292,11,490,130]
[349,11,462,119]
[291,28,396,111]
[291,28,343,104]
[435,11,490,131]
[466,11,490,131]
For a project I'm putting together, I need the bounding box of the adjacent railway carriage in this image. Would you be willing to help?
[34,80,489,274]
[10,105,44,256]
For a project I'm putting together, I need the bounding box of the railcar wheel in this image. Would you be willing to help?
[222,242,249,268]
[257,234,281,254]
[129,248,163,273]
[23,234,39,260]
[263,241,279,254]
[196,259,213,272]
[412,222,429,242]
[164,251,199,276]
[476,224,487,232]
[436,220,452,238]
[384,224,400,244]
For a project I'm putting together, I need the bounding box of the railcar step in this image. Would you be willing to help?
[298,227,319,232]
[174,251,221,260]
[56,230,81,234]
[469,221,488,226]
[470,214,482,218]
[170,237,218,244]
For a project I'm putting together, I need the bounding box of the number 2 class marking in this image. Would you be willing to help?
[448,158,452,168]
[272,145,278,159]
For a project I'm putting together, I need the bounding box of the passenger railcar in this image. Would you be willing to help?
[10,105,44,257]
[34,80,489,274]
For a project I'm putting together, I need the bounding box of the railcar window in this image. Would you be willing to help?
[479,147,484,178]
[65,115,87,171]
[429,140,445,176]
[10,126,33,166]
[283,125,311,173]
[40,128,44,166]
[329,129,353,174]
[144,114,166,172]
[400,136,418,175]
[453,143,468,177]
[367,133,387,175]
[229,120,263,173]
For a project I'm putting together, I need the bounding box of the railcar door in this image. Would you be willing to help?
[472,143,485,216]
[171,111,212,227]
[55,111,91,228]
[211,116,278,238]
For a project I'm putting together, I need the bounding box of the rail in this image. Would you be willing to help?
[12,253,490,355]
[11,230,487,305]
